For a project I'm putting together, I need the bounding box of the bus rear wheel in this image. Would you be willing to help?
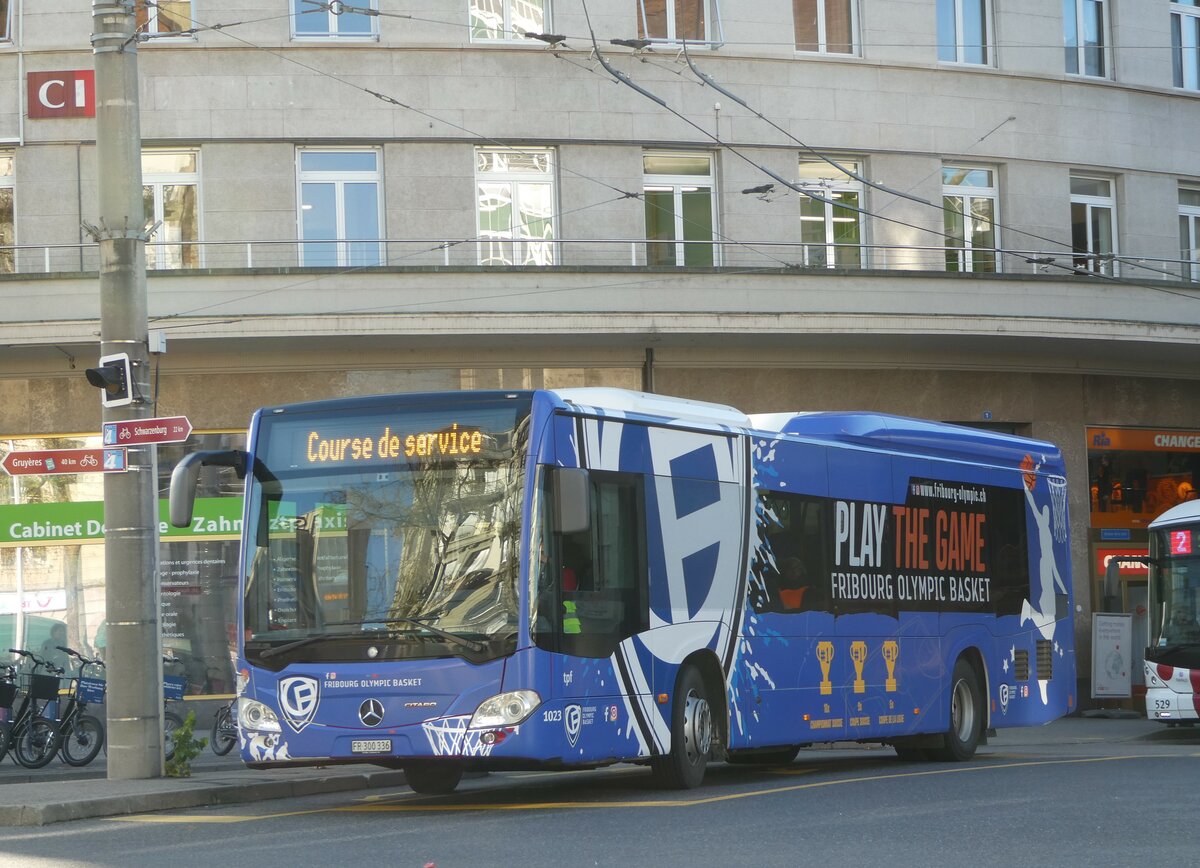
[930,657,983,762]
[405,761,464,795]
[651,665,713,789]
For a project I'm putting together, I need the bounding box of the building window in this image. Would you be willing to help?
[1182,187,1200,282]
[143,151,200,271]
[643,152,717,267]
[1173,1,1200,90]
[1064,0,1107,77]
[475,148,556,266]
[942,166,998,273]
[297,149,383,267]
[937,0,991,65]
[0,0,12,41]
[637,0,724,45]
[794,0,856,54]
[471,0,547,41]
[292,0,377,39]
[1070,174,1118,277]
[797,159,863,268]
[136,0,192,35]
[0,153,12,274]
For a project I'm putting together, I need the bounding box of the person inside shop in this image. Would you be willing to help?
[39,622,73,674]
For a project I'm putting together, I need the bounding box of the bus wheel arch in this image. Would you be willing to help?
[930,652,986,762]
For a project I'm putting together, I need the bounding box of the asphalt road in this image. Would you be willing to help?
[1,721,1197,868]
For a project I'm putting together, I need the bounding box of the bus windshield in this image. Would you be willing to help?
[1151,525,1200,649]
[241,397,531,666]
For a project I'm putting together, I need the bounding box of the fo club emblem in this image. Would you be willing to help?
[278,675,320,732]
[564,704,582,747]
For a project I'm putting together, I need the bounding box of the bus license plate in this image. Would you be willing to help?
[351,739,391,754]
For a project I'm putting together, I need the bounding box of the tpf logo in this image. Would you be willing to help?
[278,675,320,732]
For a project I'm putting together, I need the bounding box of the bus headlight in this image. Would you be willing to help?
[469,690,541,728]
[238,698,281,733]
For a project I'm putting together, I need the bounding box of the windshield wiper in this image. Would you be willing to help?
[253,618,486,658]
[257,632,336,660]
[379,617,486,653]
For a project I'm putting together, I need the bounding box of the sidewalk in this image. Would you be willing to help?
[0,714,1186,827]
[0,750,408,827]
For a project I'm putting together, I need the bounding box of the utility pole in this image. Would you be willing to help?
[90,0,163,779]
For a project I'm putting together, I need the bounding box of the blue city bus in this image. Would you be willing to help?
[170,388,1076,793]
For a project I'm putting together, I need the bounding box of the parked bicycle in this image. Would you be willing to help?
[50,646,107,767]
[0,650,63,768]
[210,697,238,756]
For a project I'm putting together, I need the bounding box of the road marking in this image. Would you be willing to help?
[108,754,1183,824]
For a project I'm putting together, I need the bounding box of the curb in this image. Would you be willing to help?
[0,768,409,827]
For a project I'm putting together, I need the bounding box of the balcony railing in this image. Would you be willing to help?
[0,240,1196,283]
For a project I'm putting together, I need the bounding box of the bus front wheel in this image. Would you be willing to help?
[931,657,983,762]
[651,664,713,789]
[405,760,464,795]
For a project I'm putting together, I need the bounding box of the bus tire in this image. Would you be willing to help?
[651,665,713,789]
[931,657,983,762]
[405,761,464,795]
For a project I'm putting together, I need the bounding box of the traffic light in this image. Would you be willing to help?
[85,352,133,408]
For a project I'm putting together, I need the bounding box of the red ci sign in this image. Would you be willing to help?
[28,70,95,119]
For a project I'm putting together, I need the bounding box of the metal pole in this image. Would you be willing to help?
[91,0,163,779]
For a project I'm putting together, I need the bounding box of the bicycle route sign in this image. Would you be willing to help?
[102,415,192,446]
[1,447,127,476]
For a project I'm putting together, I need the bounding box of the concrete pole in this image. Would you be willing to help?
[91,0,163,779]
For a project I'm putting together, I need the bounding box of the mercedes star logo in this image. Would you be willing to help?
[359,698,385,727]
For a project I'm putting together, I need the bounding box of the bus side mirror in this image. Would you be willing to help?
[552,467,590,535]
[169,450,247,528]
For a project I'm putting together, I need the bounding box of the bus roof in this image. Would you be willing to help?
[747,411,1063,473]
[1149,499,1200,529]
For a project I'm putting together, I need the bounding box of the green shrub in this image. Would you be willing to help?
[165,710,208,777]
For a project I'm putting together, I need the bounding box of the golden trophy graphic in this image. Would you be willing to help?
[816,641,834,695]
[882,640,899,692]
[850,640,867,694]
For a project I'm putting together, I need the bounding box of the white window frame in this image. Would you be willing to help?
[470,0,549,43]
[0,152,14,274]
[0,1,12,43]
[642,151,719,268]
[291,0,379,40]
[296,147,384,268]
[474,147,558,267]
[797,159,865,269]
[1070,174,1119,277]
[138,0,197,41]
[942,165,1000,274]
[1181,188,1200,282]
[637,0,725,46]
[937,0,993,66]
[1172,2,1200,91]
[1064,0,1109,78]
[793,0,859,56]
[143,149,202,271]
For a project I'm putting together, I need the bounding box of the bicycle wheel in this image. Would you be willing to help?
[164,710,182,761]
[0,720,10,764]
[14,717,61,769]
[210,706,237,756]
[61,714,105,767]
